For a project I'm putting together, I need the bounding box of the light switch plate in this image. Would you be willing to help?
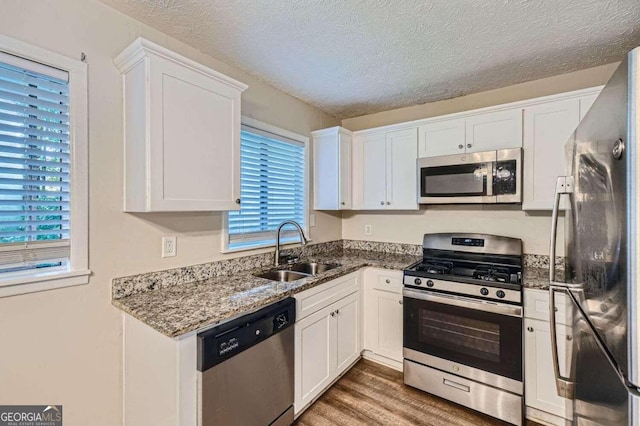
[364,225,372,236]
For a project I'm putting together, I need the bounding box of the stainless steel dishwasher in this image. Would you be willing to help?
[197,297,295,426]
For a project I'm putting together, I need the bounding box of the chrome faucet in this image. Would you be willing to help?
[274,220,308,266]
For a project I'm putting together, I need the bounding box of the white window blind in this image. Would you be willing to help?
[0,55,70,273]
[228,126,306,250]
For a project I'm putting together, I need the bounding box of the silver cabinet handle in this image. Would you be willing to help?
[330,311,335,317]
[380,201,384,205]
[341,201,345,205]
[399,300,403,305]
[467,143,472,149]
[458,144,463,149]
[386,201,391,205]
[335,309,340,315]
[527,326,534,332]
[235,198,241,204]
[385,279,391,284]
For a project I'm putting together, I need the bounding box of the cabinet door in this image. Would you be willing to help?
[148,56,241,211]
[418,119,465,157]
[579,94,599,120]
[522,99,580,210]
[294,305,333,413]
[524,318,573,420]
[313,128,352,210]
[386,128,418,210]
[338,133,353,209]
[465,108,522,153]
[353,132,387,209]
[334,292,361,375]
[369,289,403,362]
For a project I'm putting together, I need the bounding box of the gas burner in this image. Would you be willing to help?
[472,266,511,283]
[416,261,453,275]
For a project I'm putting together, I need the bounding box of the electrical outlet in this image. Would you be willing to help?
[309,214,316,227]
[162,236,177,258]
[364,225,372,236]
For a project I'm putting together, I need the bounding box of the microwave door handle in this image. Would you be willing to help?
[486,162,494,196]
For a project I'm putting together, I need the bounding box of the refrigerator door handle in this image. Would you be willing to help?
[549,176,573,286]
[549,285,575,398]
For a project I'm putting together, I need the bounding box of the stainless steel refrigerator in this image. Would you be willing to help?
[548,46,640,425]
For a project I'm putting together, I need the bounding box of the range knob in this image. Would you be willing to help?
[480,287,489,296]
[413,278,422,286]
[496,290,506,299]
[426,280,434,287]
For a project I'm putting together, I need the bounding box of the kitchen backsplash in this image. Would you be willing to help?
[112,239,563,299]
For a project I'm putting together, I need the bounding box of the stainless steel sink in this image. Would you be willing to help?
[255,270,310,282]
[289,262,341,275]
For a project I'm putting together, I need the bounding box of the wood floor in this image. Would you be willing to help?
[295,359,541,426]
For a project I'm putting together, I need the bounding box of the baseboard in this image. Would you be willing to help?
[361,350,403,372]
[525,406,571,426]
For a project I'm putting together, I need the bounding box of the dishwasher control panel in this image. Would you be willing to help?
[197,297,296,372]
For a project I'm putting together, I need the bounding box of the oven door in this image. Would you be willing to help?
[418,151,496,204]
[403,288,522,383]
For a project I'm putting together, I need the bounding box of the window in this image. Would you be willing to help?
[0,35,88,297]
[224,119,308,252]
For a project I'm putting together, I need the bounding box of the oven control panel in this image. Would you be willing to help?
[452,237,484,247]
[403,275,521,305]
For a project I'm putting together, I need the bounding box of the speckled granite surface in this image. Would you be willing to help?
[523,267,551,290]
[112,248,421,338]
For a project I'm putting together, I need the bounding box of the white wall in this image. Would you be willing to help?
[0,1,339,425]
[341,63,618,254]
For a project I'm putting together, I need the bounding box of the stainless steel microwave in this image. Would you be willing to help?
[417,148,522,204]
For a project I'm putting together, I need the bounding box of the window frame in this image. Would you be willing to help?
[221,117,310,253]
[0,35,89,297]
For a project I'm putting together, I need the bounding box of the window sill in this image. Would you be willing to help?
[221,238,312,254]
[0,269,91,298]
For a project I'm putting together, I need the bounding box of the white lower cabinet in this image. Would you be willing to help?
[363,269,403,368]
[524,289,574,425]
[294,273,361,414]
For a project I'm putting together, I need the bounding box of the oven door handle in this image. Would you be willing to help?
[403,288,522,317]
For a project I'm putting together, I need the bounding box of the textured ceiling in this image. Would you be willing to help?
[100,0,640,119]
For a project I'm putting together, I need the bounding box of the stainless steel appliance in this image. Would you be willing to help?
[417,148,522,204]
[197,298,295,426]
[403,233,524,425]
[548,46,640,424]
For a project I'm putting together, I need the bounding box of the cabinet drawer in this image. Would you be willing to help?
[524,289,573,325]
[404,360,522,425]
[295,272,359,320]
[376,272,403,291]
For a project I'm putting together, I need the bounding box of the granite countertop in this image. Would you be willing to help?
[112,249,421,338]
[523,267,555,290]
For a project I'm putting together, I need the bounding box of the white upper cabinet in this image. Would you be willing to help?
[465,108,523,152]
[353,132,386,209]
[115,38,247,212]
[353,128,418,210]
[418,119,466,157]
[418,108,522,158]
[523,99,580,210]
[522,89,601,211]
[579,93,599,120]
[387,128,420,209]
[312,126,352,210]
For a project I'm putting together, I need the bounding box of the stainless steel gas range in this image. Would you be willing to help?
[402,233,524,425]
